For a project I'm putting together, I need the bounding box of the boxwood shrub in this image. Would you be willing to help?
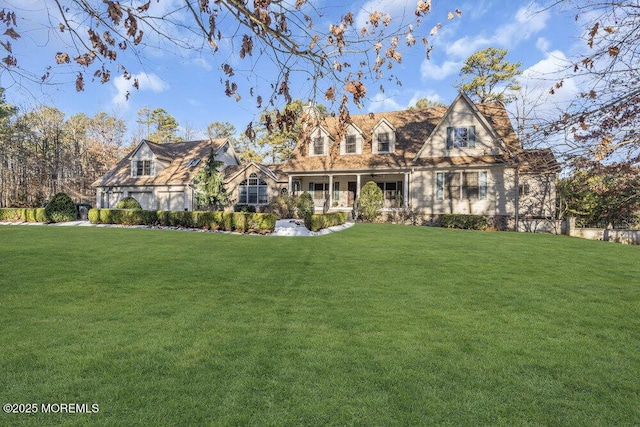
[306,212,348,232]
[438,214,488,230]
[45,193,77,223]
[87,209,276,233]
[115,196,142,210]
[0,208,48,223]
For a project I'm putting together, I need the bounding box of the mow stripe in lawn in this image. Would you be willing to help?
[0,224,639,426]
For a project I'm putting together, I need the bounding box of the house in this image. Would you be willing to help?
[95,92,558,228]
[278,92,559,226]
[93,138,241,211]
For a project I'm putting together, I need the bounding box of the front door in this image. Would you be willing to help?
[347,181,357,207]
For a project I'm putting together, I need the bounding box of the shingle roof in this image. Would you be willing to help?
[93,138,228,187]
[280,99,521,173]
[517,148,561,173]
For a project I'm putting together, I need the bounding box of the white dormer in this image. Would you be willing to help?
[130,141,157,177]
[340,123,365,155]
[309,126,333,157]
[371,118,396,154]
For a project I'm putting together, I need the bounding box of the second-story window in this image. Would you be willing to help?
[446,126,476,149]
[313,136,325,155]
[345,135,357,154]
[135,160,152,176]
[377,132,390,152]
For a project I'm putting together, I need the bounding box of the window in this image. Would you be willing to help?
[376,182,403,203]
[436,171,487,200]
[333,182,340,202]
[309,182,329,200]
[377,132,390,152]
[238,173,268,204]
[135,160,152,176]
[519,182,531,196]
[446,126,476,149]
[313,136,325,155]
[185,158,201,168]
[345,135,357,154]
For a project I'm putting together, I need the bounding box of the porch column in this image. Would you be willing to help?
[328,174,333,210]
[288,174,293,194]
[404,172,409,208]
[356,174,361,200]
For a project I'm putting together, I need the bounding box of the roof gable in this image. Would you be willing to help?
[415,92,507,159]
[94,138,233,187]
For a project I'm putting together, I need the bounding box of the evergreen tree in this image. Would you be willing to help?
[454,47,522,103]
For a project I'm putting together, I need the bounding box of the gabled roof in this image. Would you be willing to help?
[93,138,229,187]
[281,95,520,173]
[222,161,283,184]
[415,92,508,159]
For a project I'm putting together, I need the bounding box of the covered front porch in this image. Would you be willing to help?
[287,171,410,212]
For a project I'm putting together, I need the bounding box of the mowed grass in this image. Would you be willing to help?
[0,224,639,426]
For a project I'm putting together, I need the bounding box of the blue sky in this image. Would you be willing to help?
[2,0,586,142]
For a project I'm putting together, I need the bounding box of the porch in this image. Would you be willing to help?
[287,172,410,212]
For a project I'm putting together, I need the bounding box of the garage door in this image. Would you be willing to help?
[129,191,153,210]
[157,191,185,211]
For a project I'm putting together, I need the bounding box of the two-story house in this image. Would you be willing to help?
[94,92,558,228]
[279,92,558,224]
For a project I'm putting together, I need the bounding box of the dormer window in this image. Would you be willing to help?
[446,126,476,149]
[371,118,396,154]
[377,132,390,152]
[135,160,152,176]
[345,135,357,154]
[313,136,326,155]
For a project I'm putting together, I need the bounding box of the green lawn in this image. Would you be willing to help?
[1,224,639,426]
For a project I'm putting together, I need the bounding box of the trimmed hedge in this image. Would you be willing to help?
[438,214,488,230]
[115,196,142,210]
[88,209,276,233]
[306,212,348,232]
[0,208,47,223]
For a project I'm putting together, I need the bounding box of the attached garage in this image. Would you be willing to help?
[128,191,153,210]
[157,191,185,211]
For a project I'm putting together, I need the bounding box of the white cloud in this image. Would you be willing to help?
[192,57,213,72]
[536,37,551,53]
[493,6,550,46]
[368,92,403,113]
[111,72,170,108]
[407,90,444,107]
[446,5,551,59]
[420,59,461,81]
[510,50,580,120]
[447,36,491,59]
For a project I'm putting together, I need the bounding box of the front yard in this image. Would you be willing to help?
[1,224,638,425]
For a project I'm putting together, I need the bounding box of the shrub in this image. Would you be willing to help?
[222,212,233,231]
[232,212,248,232]
[438,214,488,230]
[296,192,314,220]
[306,212,348,232]
[88,208,100,224]
[0,208,21,221]
[265,193,297,219]
[35,208,47,223]
[357,182,383,222]
[156,211,171,226]
[115,196,142,210]
[44,193,77,223]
